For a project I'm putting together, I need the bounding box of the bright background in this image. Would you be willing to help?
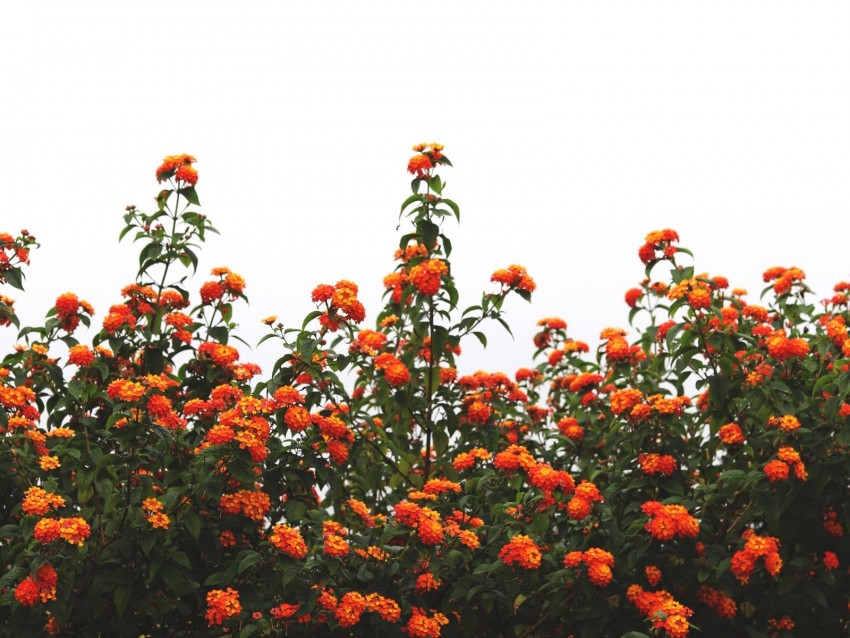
[1,2,849,375]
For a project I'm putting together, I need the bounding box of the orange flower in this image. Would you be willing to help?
[205,587,241,626]
[498,534,542,569]
[636,453,677,477]
[67,344,94,366]
[269,524,308,559]
[718,423,744,445]
[22,487,65,516]
[14,564,57,606]
[627,584,692,637]
[491,264,536,293]
[641,501,699,541]
[405,607,449,638]
[410,259,448,296]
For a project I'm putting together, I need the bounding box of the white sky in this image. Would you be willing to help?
[1,2,849,377]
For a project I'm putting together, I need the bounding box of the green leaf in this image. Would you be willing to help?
[114,585,132,616]
[180,186,200,206]
[4,267,24,290]
[182,510,201,540]
[238,550,262,575]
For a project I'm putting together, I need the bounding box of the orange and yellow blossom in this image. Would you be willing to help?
[205,587,241,626]
[498,534,542,569]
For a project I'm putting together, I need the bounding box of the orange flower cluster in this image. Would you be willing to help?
[219,489,271,522]
[67,344,95,366]
[493,444,536,472]
[198,267,245,306]
[763,446,807,482]
[730,532,782,584]
[54,292,94,333]
[374,352,411,386]
[765,329,809,361]
[198,341,240,368]
[142,498,170,529]
[498,534,542,569]
[718,423,745,445]
[269,524,308,558]
[322,520,350,557]
[332,591,401,627]
[601,328,644,364]
[767,616,795,635]
[636,453,678,476]
[762,266,805,295]
[766,414,801,432]
[638,229,679,264]
[567,481,604,520]
[14,564,57,607]
[405,607,450,638]
[345,498,375,527]
[667,278,713,310]
[107,379,146,402]
[696,585,736,619]
[22,486,65,516]
[609,388,689,422]
[407,143,445,178]
[193,386,273,461]
[490,264,536,294]
[205,587,241,626]
[410,259,448,297]
[33,517,91,546]
[156,153,198,186]
[557,416,585,440]
[392,500,445,546]
[626,584,692,638]
[452,447,491,471]
[422,478,462,496]
[312,280,366,330]
[563,547,615,587]
[641,501,699,541]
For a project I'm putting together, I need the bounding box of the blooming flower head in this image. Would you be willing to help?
[156,154,198,183]
[491,264,536,294]
[205,588,241,626]
[499,534,542,569]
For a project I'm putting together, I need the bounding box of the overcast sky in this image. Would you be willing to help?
[1,2,849,377]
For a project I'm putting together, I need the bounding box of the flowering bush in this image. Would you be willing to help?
[1,145,849,637]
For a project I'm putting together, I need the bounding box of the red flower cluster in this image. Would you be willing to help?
[638,229,679,264]
[54,292,94,333]
[14,564,58,607]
